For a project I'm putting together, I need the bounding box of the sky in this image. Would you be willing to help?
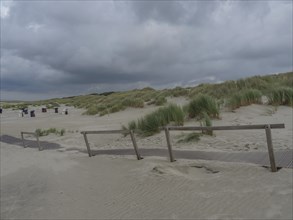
[0,0,292,101]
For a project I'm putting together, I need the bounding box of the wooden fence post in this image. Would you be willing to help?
[265,125,277,172]
[164,127,175,162]
[35,134,42,151]
[130,130,143,160]
[21,132,26,148]
[82,132,92,157]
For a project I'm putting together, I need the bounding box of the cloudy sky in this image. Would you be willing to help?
[1,0,292,101]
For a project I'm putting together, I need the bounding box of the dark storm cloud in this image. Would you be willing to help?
[1,0,292,100]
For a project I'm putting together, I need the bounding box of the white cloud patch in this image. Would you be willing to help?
[0,0,13,18]
[26,22,44,32]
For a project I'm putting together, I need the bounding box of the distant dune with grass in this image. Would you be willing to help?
[2,71,291,138]
[1,71,292,116]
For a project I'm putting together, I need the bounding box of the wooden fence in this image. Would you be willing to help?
[164,123,285,172]
[81,123,285,172]
[20,131,42,151]
[80,130,143,160]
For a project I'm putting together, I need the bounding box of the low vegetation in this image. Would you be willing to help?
[189,72,292,99]
[35,128,65,136]
[227,89,262,110]
[177,132,201,143]
[123,104,184,136]
[147,96,167,106]
[187,94,219,119]
[267,87,293,106]
[1,72,292,117]
[200,112,213,136]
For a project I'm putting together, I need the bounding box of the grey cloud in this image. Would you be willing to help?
[130,1,186,24]
[1,1,292,100]
[130,1,220,25]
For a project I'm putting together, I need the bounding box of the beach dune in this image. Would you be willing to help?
[1,103,292,219]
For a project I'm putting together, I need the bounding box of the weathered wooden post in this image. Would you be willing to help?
[164,127,175,162]
[130,130,143,160]
[21,132,26,148]
[82,132,92,157]
[265,124,277,172]
[35,134,42,151]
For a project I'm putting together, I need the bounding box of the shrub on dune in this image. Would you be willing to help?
[241,89,262,106]
[154,96,167,106]
[35,128,65,136]
[177,132,201,143]
[267,87,293,106]
[122,98,144,108]
[83,105,99,115]
[200,112,213,136]
[227,89,262,110]
[187,94,219,119]
[109,104,126,113]
[123,104,184,136]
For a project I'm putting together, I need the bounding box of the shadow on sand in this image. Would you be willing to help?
[86,148,292,168]
[0,135,62,150]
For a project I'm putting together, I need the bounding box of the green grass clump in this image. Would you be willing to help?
[109,104,126,113]
[228,89,262,110]
[99,109,109,116]
[267,87,293,106]
[46,102,60,109]
[128,121,137,130]
[154,96,167,106]
[124,104,184,136]
[147,95,167,106]
[177,132,201,143]
[200,112,213,136]
[241,89,262,105]
[122,98,144,108]
[83,105,99,115]
[187,94,219,119]
[170,87,189,97]
[35,128,65,136]
[1,103,16,109]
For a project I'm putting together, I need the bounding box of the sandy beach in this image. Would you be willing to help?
[1,102,292,219]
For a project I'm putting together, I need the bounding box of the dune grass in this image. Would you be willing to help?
[122,98,144,108]
[154,96,167,106]
[187,94,219,119]
[8,71,291,116]
[189,71,292,99]
[35,128,65,136]
[169,86,190,97]
[177,132,201,143]
[227,89,262,110]
[83,105,100,115]
[123,104,184,136]
[200,112,213,136]
[267,87,293,106]
[0,103,29,110]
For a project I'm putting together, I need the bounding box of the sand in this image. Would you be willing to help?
[1,101,292,219]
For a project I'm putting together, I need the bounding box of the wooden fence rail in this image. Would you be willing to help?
[80,130,143,160]
[20,131,42,151]
[165,123,285,131]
